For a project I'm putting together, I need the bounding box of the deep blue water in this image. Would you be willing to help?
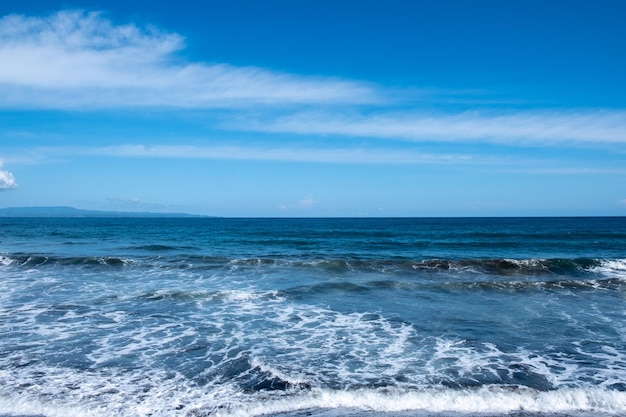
[0,217,625,417]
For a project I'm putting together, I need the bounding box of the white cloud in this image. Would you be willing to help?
[0,161,17,189]
[299,196,316,207]
[107,197,141,206]
[0,10,379,108]
[244,110,626,145]
[2,10,624,151]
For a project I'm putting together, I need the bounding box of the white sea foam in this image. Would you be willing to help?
[2,363,626,417]
[208,386,626,417]
[239,387,626,417]
[504,258,548,270]
[0,254,13,266]
[3,280,625,408]
[0,394,107,417]
[592,259,626,279]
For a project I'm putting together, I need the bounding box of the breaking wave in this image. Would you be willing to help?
[1,252,624,272]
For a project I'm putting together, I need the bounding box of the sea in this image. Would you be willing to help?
[1,217,625,417]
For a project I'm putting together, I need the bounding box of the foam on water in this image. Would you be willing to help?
[2,287,626,417]
[215,387,626,417]
[1,218,625,417]
[591,259,626,279]
[0,255,13,266]
[2,380,626,417]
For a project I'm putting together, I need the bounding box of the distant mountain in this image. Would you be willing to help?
[0,206,211,218]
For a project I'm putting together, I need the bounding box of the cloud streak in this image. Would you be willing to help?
[8,144,625,176]
[54,144,473,165]
[243,110,626,145]
[0,10,380,108]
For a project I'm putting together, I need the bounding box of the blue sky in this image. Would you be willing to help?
[0,0,625,217]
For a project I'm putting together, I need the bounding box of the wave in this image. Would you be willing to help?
[0,253,228,270]
[3,385,624,417]
[228,257,626,280]
[0,254,131,268]
[2,252,625,280]
[209,386,626,417]
[130,288,283,304]
[222,257,626,280]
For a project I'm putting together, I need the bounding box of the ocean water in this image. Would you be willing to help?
[0,217,625,417]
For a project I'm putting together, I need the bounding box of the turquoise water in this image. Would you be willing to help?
[0,217,625,416]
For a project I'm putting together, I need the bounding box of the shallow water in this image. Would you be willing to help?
[0,217,625,416]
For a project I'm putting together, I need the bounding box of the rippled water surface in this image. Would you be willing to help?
[0,217,625,417]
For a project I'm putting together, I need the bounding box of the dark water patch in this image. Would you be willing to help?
[188,350,311,393]
[241,369,311,393]
[432,364,554,391]
[410,258,601,276]
[52,255,129,267]
[282,282,370,298]
[6,255,51,267]
[449,276,626,292]
[364,275,625,294]
[139,289,216,302]
[125,244,201,252]
[1,253,130,268]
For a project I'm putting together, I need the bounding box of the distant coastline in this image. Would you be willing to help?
[0,206,212,218]
[1,207,623,219]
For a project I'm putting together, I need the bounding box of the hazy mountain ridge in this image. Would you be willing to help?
[0,206,211,218]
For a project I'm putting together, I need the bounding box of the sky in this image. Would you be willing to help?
[0,0,625,217]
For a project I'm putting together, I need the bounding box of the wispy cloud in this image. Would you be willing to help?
[2,8,625,157]
[0,161,17,190]
[106,197,142,206]
[299,195,316,207]
[106,197,169,211]
[242,110,626,145]
[0,10,380,109]
[501,166,626,176]
[9,144,624,176]
[278,195,317,212]
[67,144,473,165]
[4,143,624,183]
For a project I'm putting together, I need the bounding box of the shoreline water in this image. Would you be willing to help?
[1,217,625,417]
